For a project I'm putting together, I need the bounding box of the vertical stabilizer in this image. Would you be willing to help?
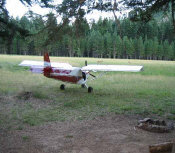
[43,52,52,77]
[44,52,51,67]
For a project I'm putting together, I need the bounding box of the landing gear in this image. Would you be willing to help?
[88,87,93,93]
[81,84,85,88]
[81,84,93,93]
[60,84,65,90]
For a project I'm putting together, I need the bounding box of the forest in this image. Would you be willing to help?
[0,0,175,60]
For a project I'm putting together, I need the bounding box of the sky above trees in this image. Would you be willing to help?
[5,0,126,22]
[6,0,57,18]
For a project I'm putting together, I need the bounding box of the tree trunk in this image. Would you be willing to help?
[172,0,175,35]
[112,0,122,37]
[149,142,173,153]
[6,38,12,54]
[113,43,116,59]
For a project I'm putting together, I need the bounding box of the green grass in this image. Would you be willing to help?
[22,135,30,141]
[0,54,175,129]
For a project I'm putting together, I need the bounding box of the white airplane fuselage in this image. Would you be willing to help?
[43,66,88,85]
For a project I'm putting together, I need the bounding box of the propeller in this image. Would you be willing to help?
[89,73,96,78]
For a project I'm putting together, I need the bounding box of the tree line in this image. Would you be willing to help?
[0,12,175,60]
[1,0,175,60]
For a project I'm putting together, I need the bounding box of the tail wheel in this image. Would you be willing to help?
[88,87,93,93]
[60,84,65,90]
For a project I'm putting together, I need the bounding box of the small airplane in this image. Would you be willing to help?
[19,53,143,93]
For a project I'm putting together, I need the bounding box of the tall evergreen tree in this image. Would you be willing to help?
[152,37,159,59]
[116,35,123,58]
[163,40,170,60]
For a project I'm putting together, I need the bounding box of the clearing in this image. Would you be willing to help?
[0,55,175,152]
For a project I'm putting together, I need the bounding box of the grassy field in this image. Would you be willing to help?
[0,54,175,130]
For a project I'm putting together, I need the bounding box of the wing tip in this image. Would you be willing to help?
[140,66,144,71]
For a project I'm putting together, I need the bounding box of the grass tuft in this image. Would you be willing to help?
[22,135,30,141]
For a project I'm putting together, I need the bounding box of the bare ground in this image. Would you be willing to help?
[0,114,175,153]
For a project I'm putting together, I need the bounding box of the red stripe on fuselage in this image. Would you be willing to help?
[44,68,82,83]
[53,69,71,74]
[50,75,82,83]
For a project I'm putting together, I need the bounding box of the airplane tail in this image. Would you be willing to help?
[43,52,53,77]
[44,52,51,67]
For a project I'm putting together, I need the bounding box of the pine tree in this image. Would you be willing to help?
[152,37,159,59]
[112,31,120,59]
[128,38,135,58]
[144,36,149,59]
[104,32,113,58]
[157,42,164,60]
[138,36,144,59]
[116,35,123,58]
[123,36,130,59]
[173,42,175,60]
[144,39,153,60]
[168,43,174,60]
[163,40,170,60]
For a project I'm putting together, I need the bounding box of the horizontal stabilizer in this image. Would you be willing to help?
[81,65,143,72]
[19,60,72,68]
[30,66,43,74]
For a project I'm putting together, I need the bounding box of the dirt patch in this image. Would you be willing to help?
[0,94,51,112]
[0,114,174,153]
[17,91,33,100]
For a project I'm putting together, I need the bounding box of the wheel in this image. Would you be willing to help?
[88,87,93,93]
[60,84,65,90]
[81,84,85,88]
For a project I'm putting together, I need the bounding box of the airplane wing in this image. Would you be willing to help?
[81,65,143,72]
[19,60,72,68]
